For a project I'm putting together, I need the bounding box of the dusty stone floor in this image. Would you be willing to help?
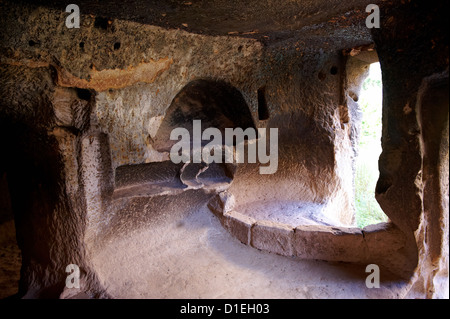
[91,196,409,299]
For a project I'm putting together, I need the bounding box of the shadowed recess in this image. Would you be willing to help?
[153,79,256,152]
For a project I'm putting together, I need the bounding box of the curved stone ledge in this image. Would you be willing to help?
[294,225,367,262]
[224,211,255,246]
[207,194,407,271]
[252,220,294,257]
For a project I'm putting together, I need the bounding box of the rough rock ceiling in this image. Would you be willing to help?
[19,0,382,42]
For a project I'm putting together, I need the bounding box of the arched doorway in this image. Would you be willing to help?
[152,79,256,153]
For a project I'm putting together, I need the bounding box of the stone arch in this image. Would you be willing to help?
[152,79,256,152]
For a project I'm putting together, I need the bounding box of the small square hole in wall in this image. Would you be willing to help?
[257,87,269,121]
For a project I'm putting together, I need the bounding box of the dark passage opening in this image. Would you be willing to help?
[0,170,21,299]
[153,79,256,152]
